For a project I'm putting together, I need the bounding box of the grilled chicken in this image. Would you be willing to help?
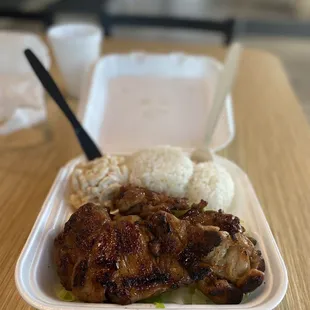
[54,186,265,305]
[180,201,265,302]
[114,185,189,216]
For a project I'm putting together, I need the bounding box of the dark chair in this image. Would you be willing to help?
[100,12,235,46]
[0,9,53,28]
[0,0,236,45]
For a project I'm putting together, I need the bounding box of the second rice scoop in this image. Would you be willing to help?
[186,162,235,209]
[129,146,235,210]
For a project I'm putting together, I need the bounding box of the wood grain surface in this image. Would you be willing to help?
[0,39,309,310]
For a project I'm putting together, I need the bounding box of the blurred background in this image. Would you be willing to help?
[1,0,309,120]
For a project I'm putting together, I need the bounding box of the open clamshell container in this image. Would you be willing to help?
[15,53,288,310]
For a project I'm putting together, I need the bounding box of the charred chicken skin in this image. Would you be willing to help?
[54,186,265,305]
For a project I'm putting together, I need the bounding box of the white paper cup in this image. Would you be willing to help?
[48,23,102,98]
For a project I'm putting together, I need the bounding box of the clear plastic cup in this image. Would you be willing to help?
[47,23,102,98]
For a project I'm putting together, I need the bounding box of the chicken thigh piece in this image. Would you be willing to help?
[54,186,265,305]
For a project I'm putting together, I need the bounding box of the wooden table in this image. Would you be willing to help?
[0,39,309,310]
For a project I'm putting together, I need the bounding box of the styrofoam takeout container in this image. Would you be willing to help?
[15,156,288,310]
[77,53,235,154]
[15,53,287,309]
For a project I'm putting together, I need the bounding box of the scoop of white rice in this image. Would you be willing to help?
[69,155,129,209]
[187,162,234,210]
[129,146,194,197]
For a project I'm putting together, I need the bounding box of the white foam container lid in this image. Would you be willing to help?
[15,53,287,309]
[77,52,235,153]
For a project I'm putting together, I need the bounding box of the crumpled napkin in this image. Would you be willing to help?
[0,73,46,135]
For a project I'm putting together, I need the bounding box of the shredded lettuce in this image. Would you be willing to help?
[55,283,248,306]
[141,296,165,308]
[142,286,212,306]
[56,285,76,302]
[192,289,210,304]
[160,286,193,304]
[155,302,165,308]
